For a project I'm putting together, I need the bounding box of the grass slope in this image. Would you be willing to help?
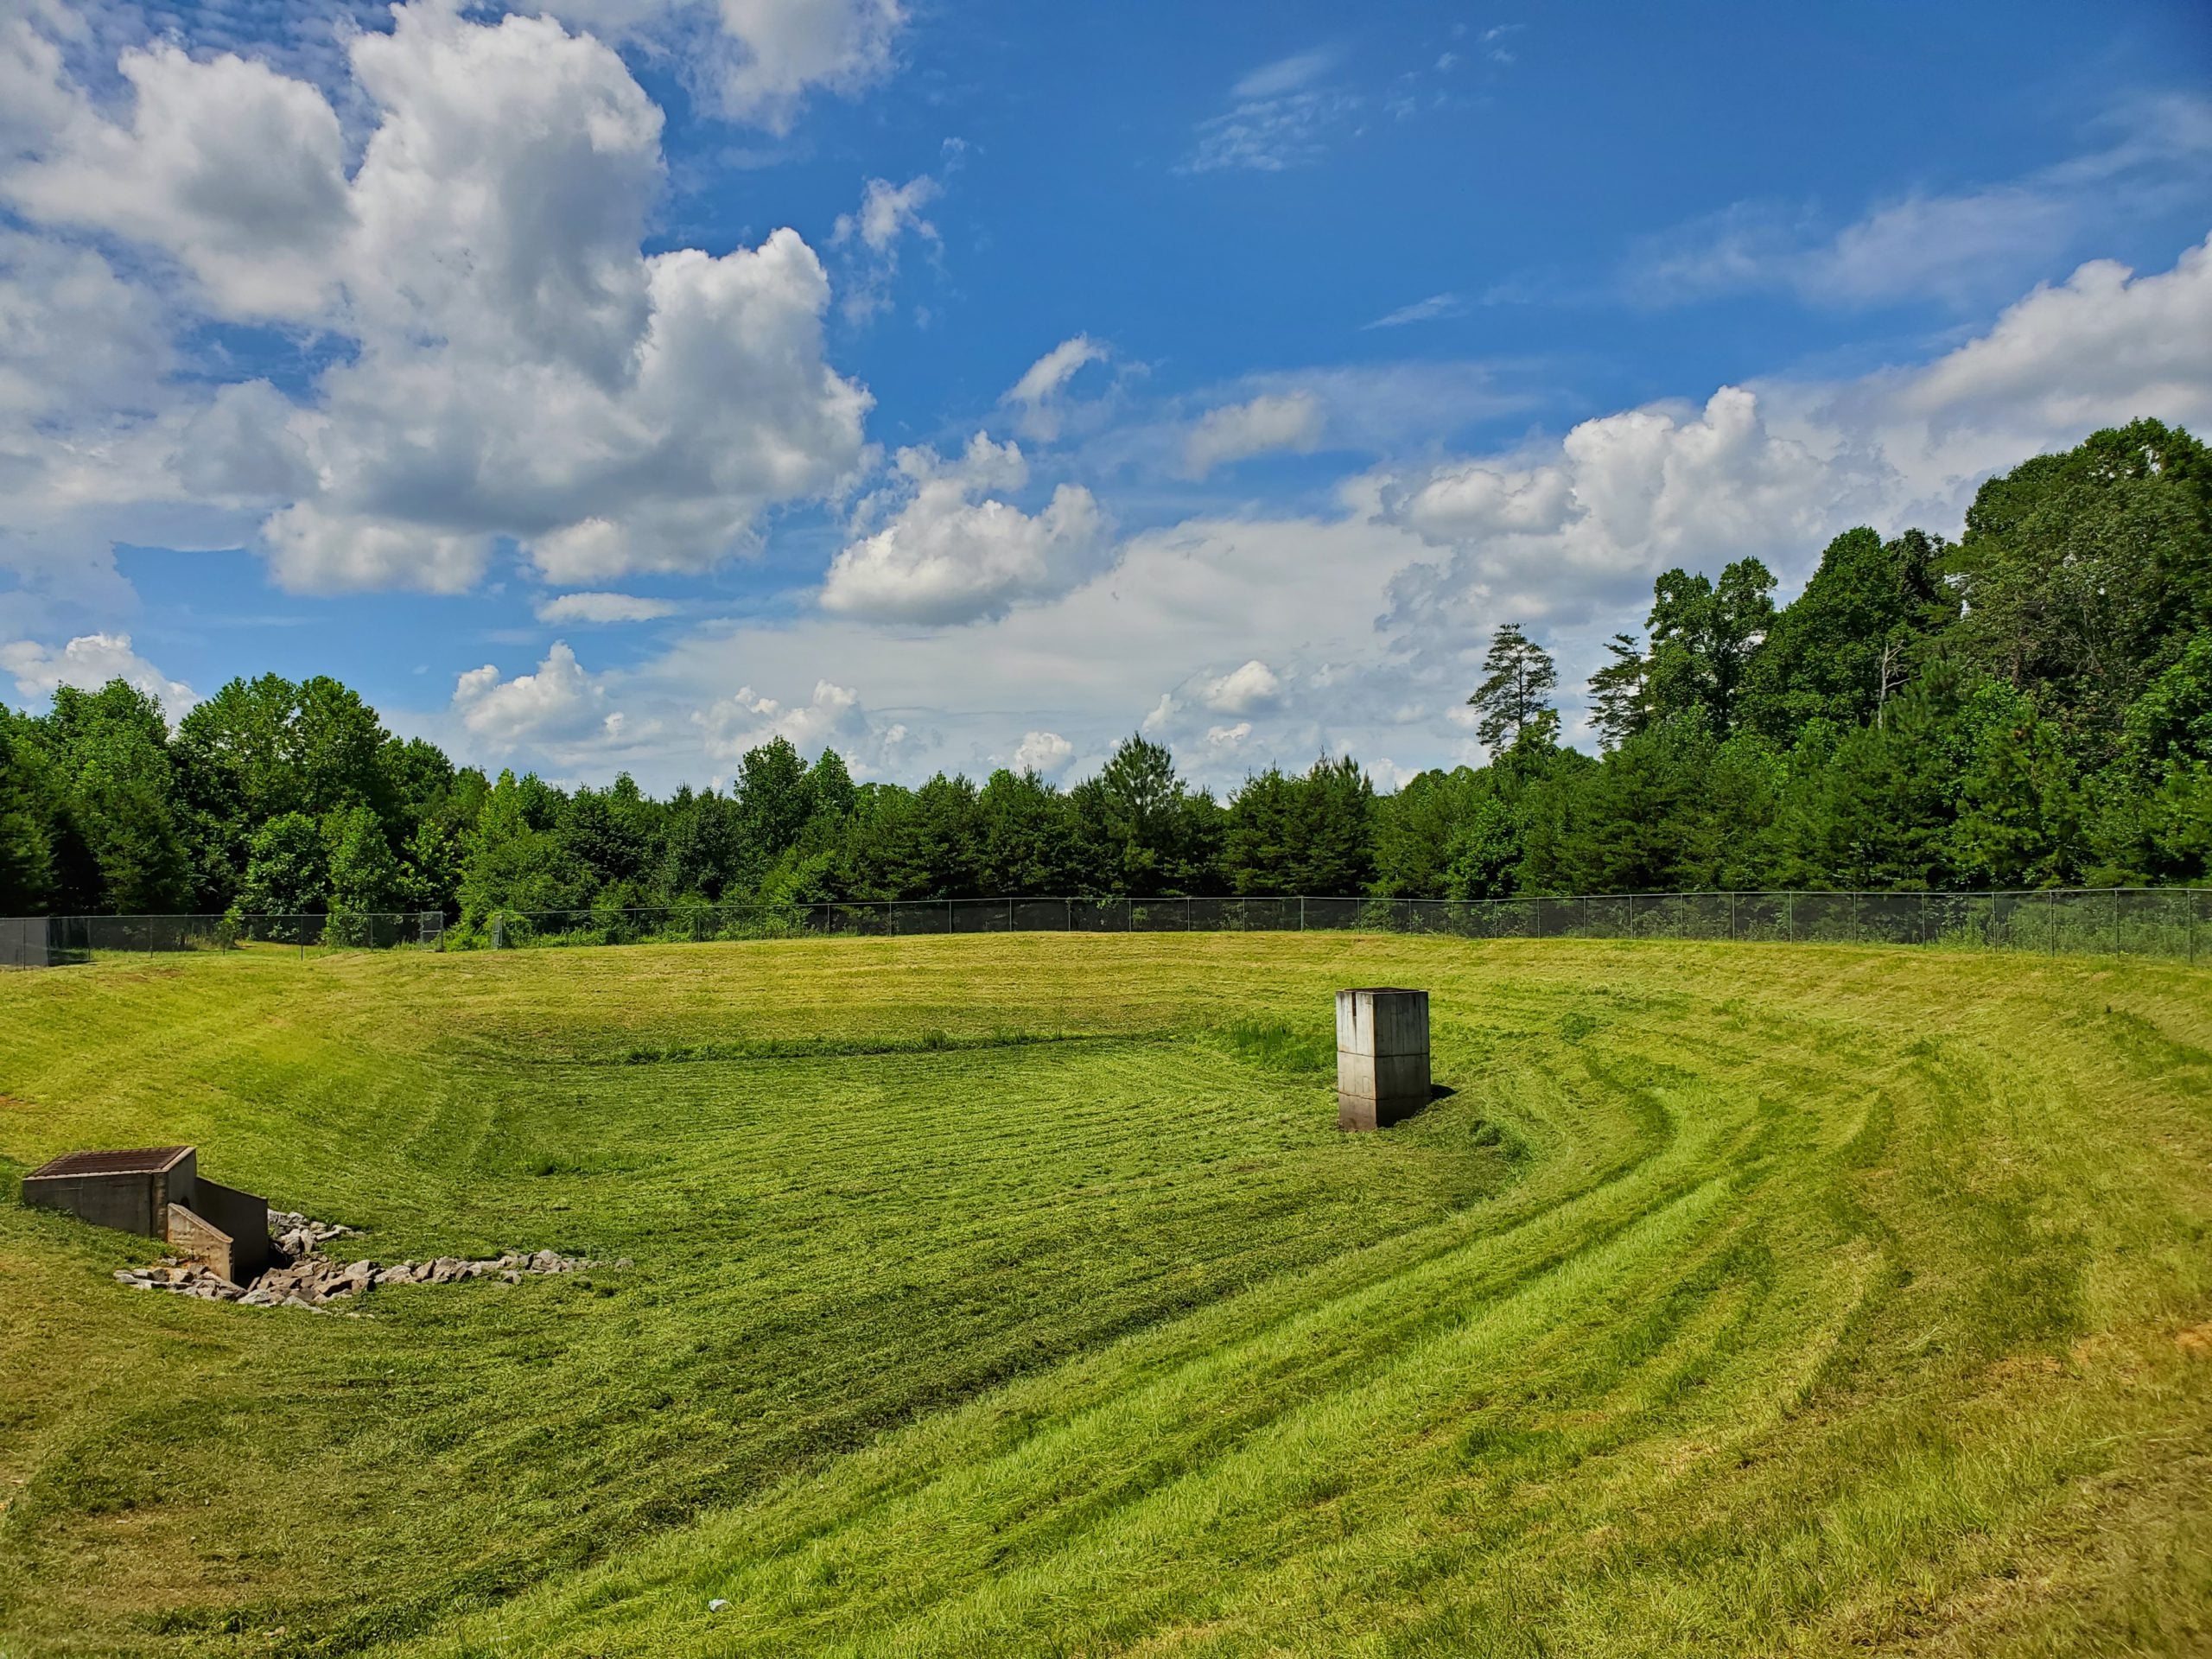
[0,934,2207,1656]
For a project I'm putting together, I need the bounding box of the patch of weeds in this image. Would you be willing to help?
[1211,1020,1335,1077]
[620,1030,1092,1065]
[1467,1116,1529,1163]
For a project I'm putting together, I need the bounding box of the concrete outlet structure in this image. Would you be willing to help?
[22,1145,271,1284]
[1337,988,1431,1131]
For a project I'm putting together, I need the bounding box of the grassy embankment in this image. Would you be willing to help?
[1,932,2209,1656]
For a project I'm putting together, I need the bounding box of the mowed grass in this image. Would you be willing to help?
[0,935,2205,1656]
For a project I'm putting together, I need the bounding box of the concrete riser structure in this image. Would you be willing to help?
[1336,988,1430,1131]
[22,1146,270,1285]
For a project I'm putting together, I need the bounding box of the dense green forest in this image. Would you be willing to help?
[2,419,2208,930]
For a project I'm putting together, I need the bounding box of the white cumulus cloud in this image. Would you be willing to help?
[691,677,916,773]
[451,641,620,746]
[527,0,905,131]
[3,41,353,321]
[1,3,873,599]
[1196,658,1282,714]
[1182,391,1325,476]
[1897,234,2212,432]
[1378,385,1842,630]
[1,631,195,716]
[1013,729,1074,775]
[820,434,1109,625]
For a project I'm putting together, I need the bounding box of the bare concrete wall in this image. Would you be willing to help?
[1336,988,1431,1132]
[193,1179,271,1280]
[165,1204,238,1284]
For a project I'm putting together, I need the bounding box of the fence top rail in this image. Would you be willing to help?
[29,885,2209,927]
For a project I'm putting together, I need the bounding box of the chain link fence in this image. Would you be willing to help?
[5,889,2206,967]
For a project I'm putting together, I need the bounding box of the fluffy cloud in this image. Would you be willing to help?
[263,506,494,596]
[696,0,903,130]
[1001,335,1107,441]
[1013,729,1073,775]
[535,592,680,625]
[819,435,1109,625]
[0,231,172,421]
[1378,385,1844,631]
[690,677,915,773]
[3,42,352,320]
[1,3,872,598]
[642,508,1437,791]
[399,235,2212,792]
[529,0,904,130]
[1182,391,1324,476]
[1362,235,2212,740]
[451,642,620,746]
[1195,658,1281,714]
[1897,234,2212,432]
[0,225,226,634]
[0,631,195,715]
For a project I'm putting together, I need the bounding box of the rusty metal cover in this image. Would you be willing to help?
[27,1146,194,1179]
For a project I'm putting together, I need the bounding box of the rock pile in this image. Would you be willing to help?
[113,1261,251,1301]
[270,1209,357,1258]
[244,1247,616,1307]
[113,1214,624,1312]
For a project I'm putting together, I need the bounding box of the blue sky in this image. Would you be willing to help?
[3,0,2210,790]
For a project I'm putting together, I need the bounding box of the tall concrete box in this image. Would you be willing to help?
[1336,988,1429,1131]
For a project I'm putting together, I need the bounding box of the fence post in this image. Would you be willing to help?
[2113,888,2121,957]
[1919,891,1927,947]
[1787,892,1795,944]
[1300,896,1306,931]
[2191,889,2198,966]
[2048,889,2056,955]
[1728,891,1736,941]
[1628,893,1636,940]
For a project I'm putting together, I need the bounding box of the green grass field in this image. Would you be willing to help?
[3,933,2210,1656]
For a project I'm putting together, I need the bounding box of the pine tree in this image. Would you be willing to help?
[1587,634,1649,750]
[1467,625,1559,753]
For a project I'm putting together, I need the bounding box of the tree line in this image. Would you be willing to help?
[2,419,2207,933]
